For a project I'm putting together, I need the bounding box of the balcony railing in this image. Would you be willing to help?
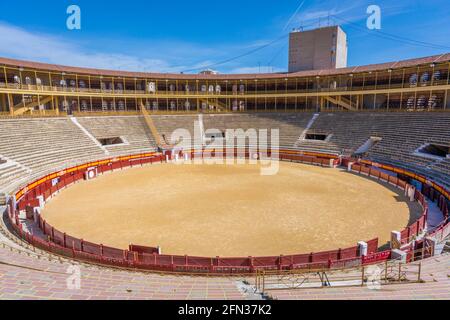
[0,79,448,96]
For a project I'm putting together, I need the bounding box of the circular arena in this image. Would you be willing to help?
[41,161,421,257]
[7,147,442,274]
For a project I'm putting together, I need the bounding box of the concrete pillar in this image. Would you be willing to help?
[329,159,338,168]
[1,94,6,112]
[55,96,59,115]
[37,195,45,209]
[358,241,368,257]
[407,186,416,202]
[259,153,264,161]
[391,231,401,249]
[33,208,41,224]
[391,249,407,263]
[7,94,14,115]
[348,162,355,172]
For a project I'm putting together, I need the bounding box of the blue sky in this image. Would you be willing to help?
[0,0,449,74]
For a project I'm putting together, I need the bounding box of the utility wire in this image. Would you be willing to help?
[267,20,326,68]
[181,10,450,74]
[283,0,307,31]
[183,0,306,72]
[267,43,288,68]
[332,15,450,51]
[181,33,290,73]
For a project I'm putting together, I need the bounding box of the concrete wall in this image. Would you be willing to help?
[289,26,348,72]
[335,27,348,69]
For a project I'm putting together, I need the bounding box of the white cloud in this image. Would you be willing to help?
[0,22,271,74]
[0,21,295,75]
[228,66,285,74]
[0,22,178,72]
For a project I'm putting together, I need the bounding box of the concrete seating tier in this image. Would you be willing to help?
[76,116,158,155]
[294,112,450,187]
[0,112,449,192]
[0,118,106,193]
[203,113,313,148]
[152,115,202,147]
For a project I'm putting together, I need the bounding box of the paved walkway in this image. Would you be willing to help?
[1,237,449,300]
[265,254,450,300]
[0,243,248,300]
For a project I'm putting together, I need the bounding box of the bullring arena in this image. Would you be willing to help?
[0,50,449,300]
[42,161,421,257]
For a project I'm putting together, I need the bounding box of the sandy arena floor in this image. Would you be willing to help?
[42,162,422,257]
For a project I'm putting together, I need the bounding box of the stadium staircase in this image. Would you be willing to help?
[70,117,110,156]
[139,101,165,148]
[13,96,53,116]
[324,96,358,111]
[198,98,228,112]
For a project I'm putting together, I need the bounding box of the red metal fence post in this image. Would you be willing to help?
[278,255,283,270]
[249,256,254,273]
